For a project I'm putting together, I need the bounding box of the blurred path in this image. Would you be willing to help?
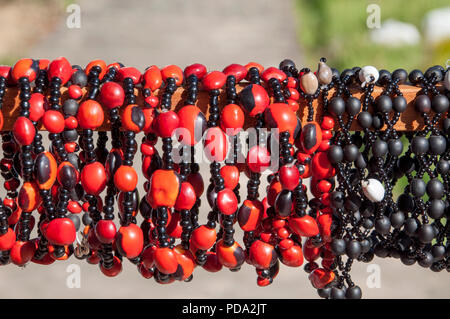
[30,0,303,69]
[3,0,448,299]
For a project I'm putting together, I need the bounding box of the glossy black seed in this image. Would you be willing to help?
[71,69,88,87]
[425,65,444,81]
[372,113,383,129]
[410,178,426,197]
[63,99,79,116]
[404,218,418,235]
[418,224,434,243]
[355,153,367,169]
[82,212,92,226]
[330,239,346,256]
[346,240,361,258]
[398,156,415,174]
[390,211,405,228]
[431,94,449,113]
[343,144,359,162]
[429,135,446,155]
[375,216,390,235]
[437,159,449,174]
[429,199,445,219]
[328,145,343,164]
[411,136,429,154]
[357,111,372,128]
[431,245,446,260]
[344,194,361,212]
[374,244,389,258]
[346,97,361,116]
[279,59,296,70]
[329,97,345,116]
[360,200,374,217]
[345,286,362,299]
[392,69,408,84]
[408,69,423,84]
[330,287,346,299]
[397,193,414,212]
[426,179,444,199]
[388,139,403,156]
[362,218,374,229]
[68,213,81,231]
[418,251,434,268]
[393,96,407,113]
[330,191,344,208]
[400,254,416,266]
[317,288,331,299]
[415,95,431,113]
[373,139,388,157]
[376,95,392,113]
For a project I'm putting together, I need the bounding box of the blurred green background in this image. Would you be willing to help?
[295,0,450,70]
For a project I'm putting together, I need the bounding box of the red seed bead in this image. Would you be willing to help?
[29,93,47,122]
[174,182,196,210]
[145,95,159,108]
[321,115,335,130]
[18,182,40,212]
[155,110,179,138]
[303,244,320,261]
[116,224,144,259]
[34,151,57,190]
[279,238,294,250]
[114,165,138,192]
[0,66,11,80]
[187,172,204,197]
[317,179,333,193]
[177,105,207,145]
[249,240,278,269]
[184,63,207,80]
[147,169,180,208]
[95,219,117,244]
[143,65,163,91]
[279,164,300,190]
[246,145,271,173]
[100,256,123,277]
[216,239,246,269]
[141,245,156,269]
[204,127,228,162]
[318,139,331,152]
[85,60,107,80]
[81,162,107,195]
[322,129,332,140]
[77,100,104,129]
[48,57,72,84]
[267,178,282,206]
[203,251,223,272]
[262,67,287,83]
[43,110,65,133]
[167,211,182,238]
[311,151,335,179]
[318,213,333,242]
[68,84,83,100]
[220,165,240,190]
[223,64,247,82]
[280,244,303,267]
[216,188,238,215]
[220,104,245,135]
[64,116,78,130]
[100,81,125,109]
[10,240,35,266]
[67,200,82,214]
[12,58,39,82]
[265,103,300,143]
[202,71,226,90]
[0,228,16,250]
[190,225,216,250]
[121,104,145,132]
[142,108,156,133]
[309,268,336,289]
[244,62,264,77]
[288,215,320,237]
[43,218,76,245]
[161,65,183,86]
[287,99,299,113]
[118,67,142,84]
[239,84,269,117]
[13,116,35,145]
[154,247,178,274]
[174,245,195,280]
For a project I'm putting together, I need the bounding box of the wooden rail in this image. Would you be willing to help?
[1,84,443,131]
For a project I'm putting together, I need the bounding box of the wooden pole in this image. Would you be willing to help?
[1,84,443,131]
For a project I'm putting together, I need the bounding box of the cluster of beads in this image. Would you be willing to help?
[0,57,448,299]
